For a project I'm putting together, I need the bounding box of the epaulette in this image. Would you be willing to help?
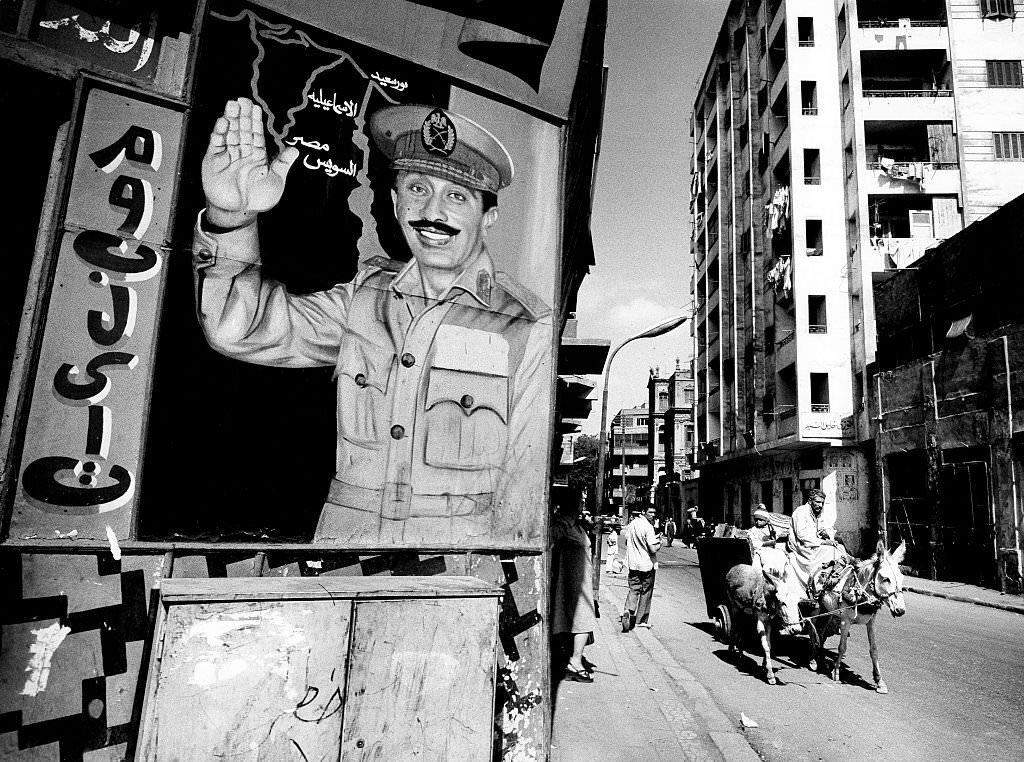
[495,271,552,321]
[353,256,403,289]
[364,255,405,273]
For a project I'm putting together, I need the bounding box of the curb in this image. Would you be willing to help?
[599,583,761,762]
[904,584,1024,616]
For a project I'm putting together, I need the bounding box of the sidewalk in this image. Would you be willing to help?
[549,575,760,762]
[902,573,1024,615]
[549,548,1023,761]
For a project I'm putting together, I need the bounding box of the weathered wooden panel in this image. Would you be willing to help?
[342,597,498,760]
[0,552,162,761]
[139,598,353,761]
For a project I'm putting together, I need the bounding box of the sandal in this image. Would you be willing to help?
[563,664,594,683]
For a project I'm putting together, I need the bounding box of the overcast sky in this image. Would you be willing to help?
[575,0,724,433]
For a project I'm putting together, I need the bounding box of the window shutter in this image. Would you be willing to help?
[987,60,1024,87]
[994,132,1024,160]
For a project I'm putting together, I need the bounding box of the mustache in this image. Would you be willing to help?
[409,219,460,236]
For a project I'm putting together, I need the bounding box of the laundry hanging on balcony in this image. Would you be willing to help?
[765,255,792,300]
[763,186,790,236]
[878,157,930,191]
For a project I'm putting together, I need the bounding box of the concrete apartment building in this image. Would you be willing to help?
[607,405,655,513]
[689,0,1024,557]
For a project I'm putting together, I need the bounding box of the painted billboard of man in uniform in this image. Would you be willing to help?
[192,97,551,547]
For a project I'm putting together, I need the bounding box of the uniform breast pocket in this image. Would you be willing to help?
[336,334,395,448]
[424,366,508,471]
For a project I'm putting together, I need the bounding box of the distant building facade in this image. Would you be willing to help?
[688,0,1024,555]
[648,362,695,525]
[606,405,653,514]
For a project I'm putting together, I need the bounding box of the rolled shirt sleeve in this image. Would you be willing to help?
[192,214,349,367]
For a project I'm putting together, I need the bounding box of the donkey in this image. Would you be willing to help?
[724,557,804,685]
[806,540,907,693]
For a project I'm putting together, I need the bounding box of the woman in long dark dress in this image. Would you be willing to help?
[551,499,597,682]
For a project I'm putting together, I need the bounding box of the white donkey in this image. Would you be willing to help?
[806,540,907,693]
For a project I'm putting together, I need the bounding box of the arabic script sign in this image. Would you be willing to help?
[11,82,183,541]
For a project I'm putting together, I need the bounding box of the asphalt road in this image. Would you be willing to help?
[622,543,1024,762]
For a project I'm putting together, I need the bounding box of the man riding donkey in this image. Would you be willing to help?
[728,489,908,690]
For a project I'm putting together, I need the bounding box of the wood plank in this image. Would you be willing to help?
[341,597,498,760]
[138,599,352,761]
[159,575,503,602]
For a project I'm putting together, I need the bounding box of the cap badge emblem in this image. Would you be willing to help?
[421,108,457,156]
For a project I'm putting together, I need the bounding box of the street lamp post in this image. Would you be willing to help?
[592,310,691,598]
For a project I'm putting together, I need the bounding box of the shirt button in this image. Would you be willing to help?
[390,424,405,440]
[401,353,415,367]
[460,394,474,409]
[354,373,367,387]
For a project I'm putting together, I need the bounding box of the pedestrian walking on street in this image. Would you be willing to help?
[664,516,677,546]
[551,493,597,682]
[620,505,661,632]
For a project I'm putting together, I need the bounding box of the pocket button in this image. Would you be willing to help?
[460,394,474,409]
[390,424,405,440]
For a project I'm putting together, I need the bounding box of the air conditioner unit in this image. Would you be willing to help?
[909,210,933,239]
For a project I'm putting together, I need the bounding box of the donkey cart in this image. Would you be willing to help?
[695,536,753,643]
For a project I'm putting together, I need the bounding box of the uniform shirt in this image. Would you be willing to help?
[192,217,551,546]
[622,515,661,572]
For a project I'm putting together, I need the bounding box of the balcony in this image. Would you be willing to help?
[860,49,954,120]
[808,324,827,334]
[861,161,961,195]
[857,23,949,54]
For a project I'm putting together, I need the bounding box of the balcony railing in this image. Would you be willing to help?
[867,160,959,171]
[863,89,952,98]
[777,405,797,419]
[777,330,796,348]
[810,403,831,413]
[801,107,818,116]
[808,324,827,334]
[858,19,947,28]
[804,176,821,184]
[798,39,815,47]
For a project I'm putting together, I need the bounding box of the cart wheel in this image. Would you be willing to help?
[713,604,732,645]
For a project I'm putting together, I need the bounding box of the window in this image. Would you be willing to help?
[994,132,1024,160]
[800,81,818,115]
[803,148,821,184]
[798,17,814,46]
[808,295,827,333]
[842,73,851,110]
[810,372,830,412]
[981,0,1016,20]
[987,60,1023,87]
[837,6,847,42]
[844,141,854,178]
[805,219,823,255]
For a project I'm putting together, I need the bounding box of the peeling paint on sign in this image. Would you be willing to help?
[21,622,72,696]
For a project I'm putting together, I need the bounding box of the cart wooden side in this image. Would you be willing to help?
[695,537,753,643]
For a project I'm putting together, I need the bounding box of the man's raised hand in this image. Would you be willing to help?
[201,98,299,228]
